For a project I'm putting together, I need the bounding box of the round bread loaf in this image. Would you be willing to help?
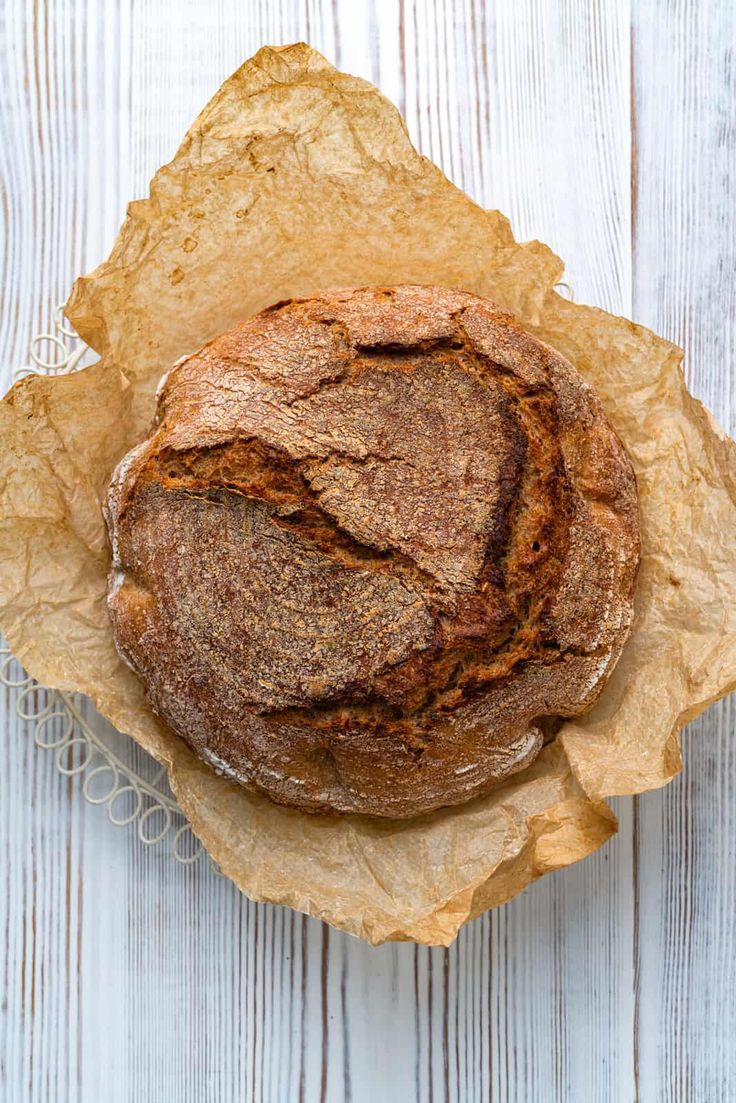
[106,285,640,818]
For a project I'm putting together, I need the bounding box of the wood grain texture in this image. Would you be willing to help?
[631,3,736,1100]
[0,1,733,1100]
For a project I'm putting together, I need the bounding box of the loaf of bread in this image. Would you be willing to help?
[105,285,640,818]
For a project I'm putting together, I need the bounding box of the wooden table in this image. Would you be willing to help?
[2,2,734,1099]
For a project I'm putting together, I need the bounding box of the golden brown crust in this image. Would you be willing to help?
[105,285,640,818]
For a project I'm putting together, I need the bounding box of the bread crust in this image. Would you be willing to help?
[105,285,640,818]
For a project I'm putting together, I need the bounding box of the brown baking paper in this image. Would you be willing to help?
[2,43,736,945]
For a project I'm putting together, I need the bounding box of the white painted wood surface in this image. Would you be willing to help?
[1,1,734,1099]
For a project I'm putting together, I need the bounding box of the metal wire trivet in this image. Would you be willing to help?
[6,285,575,863]
[4,308,205,866]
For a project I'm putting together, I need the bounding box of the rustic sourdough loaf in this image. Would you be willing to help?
[105,285,640,818]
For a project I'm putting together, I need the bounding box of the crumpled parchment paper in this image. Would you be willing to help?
[2,43,735,945]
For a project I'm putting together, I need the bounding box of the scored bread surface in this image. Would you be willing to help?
[105,285,640,818]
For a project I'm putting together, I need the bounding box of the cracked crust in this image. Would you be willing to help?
[105,285,640,818]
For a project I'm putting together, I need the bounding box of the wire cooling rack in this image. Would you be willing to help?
[4,308,205,866]
[6,285,575,862]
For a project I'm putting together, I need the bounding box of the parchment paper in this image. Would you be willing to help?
[2,43,736,945]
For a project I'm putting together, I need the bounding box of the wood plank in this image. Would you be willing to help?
[380,4,637,1102]
[632,2,736,1098]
